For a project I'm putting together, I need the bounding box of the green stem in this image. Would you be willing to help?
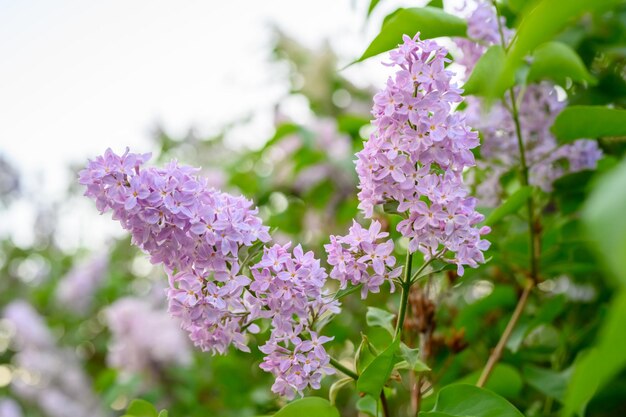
[394,251,414,339]
[329,356,358,380]
[477,2,541,388]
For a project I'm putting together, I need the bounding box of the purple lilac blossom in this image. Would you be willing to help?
[325,220,401,298]
[105,297,192,374]
[55,253,108,314]
[252,243,338,399]
[354,34,490,275]
[457,1,602,205]
[80,148,338,398]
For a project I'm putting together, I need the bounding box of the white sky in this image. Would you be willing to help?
[0,0,425,249]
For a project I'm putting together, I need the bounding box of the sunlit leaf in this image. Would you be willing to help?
[526,41,596,86]
[124,399,158,417]
[463,45,511,96]
[356,7,467,63]
[490,0,621,98]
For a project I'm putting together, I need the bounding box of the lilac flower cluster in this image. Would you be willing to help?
[252,243,338,399]
[457,2,602,205]
[79,148,271,354]
[325,220,400,298]
[105,297,191,374]
[80,148,338,398]
[355,34,490,275]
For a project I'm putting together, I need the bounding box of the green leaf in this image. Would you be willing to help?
[357,338,400,397]
[357,7,467,63]
[412,259,456,282]
[526,41,596,86]
[523,365,571,402]
[329,377,353,406]
[397,343,430,372]
[484,186,532,227]
[563,290,626,416]
[366,307,396,336]
[457,364,523,399]
[367,0,381,17]
[273,397,340,417]
[125,399,158,417]
[332,284,363,300]
[356,395,380,417]
[552,106,626,143]
[582,158,626,285]
[463,45,511,96]
[157,411,168,417]
[419,384,525,417]
[355,334,378,374]
[490,0,622,98]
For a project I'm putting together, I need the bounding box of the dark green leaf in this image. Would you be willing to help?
[357,338,400,397]
[273,397,340,417]
[357,7,467,63]
[366,307,395,335]
[125,399,158,417]
[485,186,532,227]
[552,106,626,143]
[527,41,596,86]
[419,384,524,417]
[463,45,511,96]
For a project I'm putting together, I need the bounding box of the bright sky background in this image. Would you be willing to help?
[0,0,427,249]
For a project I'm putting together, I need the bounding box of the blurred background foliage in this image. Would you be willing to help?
[1,1,626,417]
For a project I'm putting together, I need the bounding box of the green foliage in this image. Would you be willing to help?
[366,306,396,336]
[123,399,167,417]
[523,364,572,401]
[526,41,597,86]
[489,0,622,98]
[273,397,340,417]
[357,7,467,63]
[484,186,533,227]
[357,338,400,397]
[552,106,626,143]
[582,158,626,284]
[419,384,524,417]
[463,45,510,96]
